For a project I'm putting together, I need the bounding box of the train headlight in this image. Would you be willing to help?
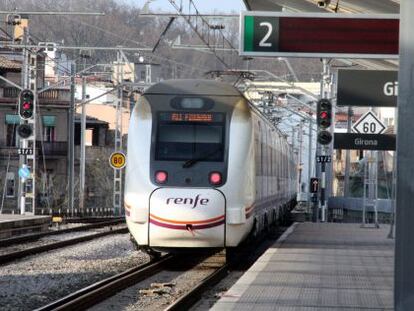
[209,172,222,186]
[155,171,168,184]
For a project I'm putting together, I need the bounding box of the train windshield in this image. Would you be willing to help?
[155,112,225,162]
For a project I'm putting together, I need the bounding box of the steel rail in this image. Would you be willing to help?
[0,227,127,265]
[36,255,174,311]
[164,264,229,311]
[0,219,125,247]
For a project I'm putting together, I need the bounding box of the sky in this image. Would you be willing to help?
[124,0,246,13]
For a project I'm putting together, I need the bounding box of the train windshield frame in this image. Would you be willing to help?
[155,112,226,162]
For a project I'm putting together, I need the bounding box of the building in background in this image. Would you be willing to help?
[0,53,71,214]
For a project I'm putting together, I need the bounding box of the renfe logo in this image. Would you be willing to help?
[166,194,209,209]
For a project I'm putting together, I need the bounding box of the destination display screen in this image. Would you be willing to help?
[159,112,224,123]
[156,112,226,161]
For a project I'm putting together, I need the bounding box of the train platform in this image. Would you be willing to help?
[213,222,394,310]
[0,214,51,239]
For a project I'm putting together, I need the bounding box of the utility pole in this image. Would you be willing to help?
[297,121,304,194]
[18,29,28,215]
[68,63,75,217]
[113,51,123,216]
[395,2,414,308]
[307,118,314,211]
[17,27,37,215]
[318,59,333,222]
[343,106,353,197]
[79,76,86,215]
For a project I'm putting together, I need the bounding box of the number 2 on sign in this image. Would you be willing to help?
[259,22,272,47]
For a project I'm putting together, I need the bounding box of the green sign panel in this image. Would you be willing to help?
[243,15,279,53]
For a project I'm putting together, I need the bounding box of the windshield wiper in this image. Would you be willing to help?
[182,148,221,168]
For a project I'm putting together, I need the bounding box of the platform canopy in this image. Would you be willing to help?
[242,0,400,70]
[242,0,399,14]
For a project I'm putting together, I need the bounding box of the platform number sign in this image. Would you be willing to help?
[109,151,126,169]
[352,111,386,135]
[242,14,279,53]
[240,12,399,58]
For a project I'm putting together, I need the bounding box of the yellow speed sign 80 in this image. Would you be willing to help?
[109,151,126,169]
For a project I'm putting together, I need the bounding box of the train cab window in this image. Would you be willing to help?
[155,112,225,162]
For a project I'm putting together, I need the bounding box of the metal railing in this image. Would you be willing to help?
[2,87,70,101]
[38,141,68,156]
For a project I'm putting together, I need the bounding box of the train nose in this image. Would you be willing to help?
[149,188,226,248]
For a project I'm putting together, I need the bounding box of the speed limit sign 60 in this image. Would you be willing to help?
[109,152,126,169]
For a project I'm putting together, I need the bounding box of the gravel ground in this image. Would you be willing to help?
[191,270,245,310]
[0,224,126,255]
[0,233,149,311]
[89,256,221,311]
[48,223,88,231]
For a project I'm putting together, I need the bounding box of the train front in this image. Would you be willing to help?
[125,80,251,252]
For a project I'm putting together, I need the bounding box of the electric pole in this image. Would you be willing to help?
[68,63,75,217]
[113,51,124,216]
[17,27,37,215]
[79,76,86,215]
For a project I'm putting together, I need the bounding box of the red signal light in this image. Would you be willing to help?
[19,89,34,120]
[209,172,222,186]
[317,99,332,130]
[23,102,31,110]
[155,171,168,184]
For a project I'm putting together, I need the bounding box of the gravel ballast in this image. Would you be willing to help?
[0,233,149,311]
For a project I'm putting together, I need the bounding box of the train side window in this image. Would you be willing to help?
[260,124,264,177]
[270,139,273,178]
[257,121,261,176]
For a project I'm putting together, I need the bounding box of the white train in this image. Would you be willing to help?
[124,79,296,253]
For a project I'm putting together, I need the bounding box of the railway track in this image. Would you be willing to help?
[35,255,175,311]
[0,218,125,247]
[34,227,287,311]
[35,251,228,311]
[0,226,128,265]
[165,263,228,311]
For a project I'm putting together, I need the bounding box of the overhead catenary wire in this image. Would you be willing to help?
[0,22,79,77]
[60,15,210,73]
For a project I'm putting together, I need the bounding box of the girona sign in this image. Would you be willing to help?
[337,69,397,107]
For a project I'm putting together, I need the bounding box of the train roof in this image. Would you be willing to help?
[144,79,242,96]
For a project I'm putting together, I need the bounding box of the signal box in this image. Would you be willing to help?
[19,89,34,120]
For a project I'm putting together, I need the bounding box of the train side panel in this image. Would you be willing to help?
[221,99,255,247]
[124,97,154,246]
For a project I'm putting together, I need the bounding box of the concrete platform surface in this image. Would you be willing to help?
[213,223,394,310]
[0,214,51,239]
[0,214,50,223]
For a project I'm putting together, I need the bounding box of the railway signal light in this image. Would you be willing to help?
[17,124,33,138]
[19,89,34,120]
[317,130,333,145]
[317,98,332,129]
[317,98,333,145]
